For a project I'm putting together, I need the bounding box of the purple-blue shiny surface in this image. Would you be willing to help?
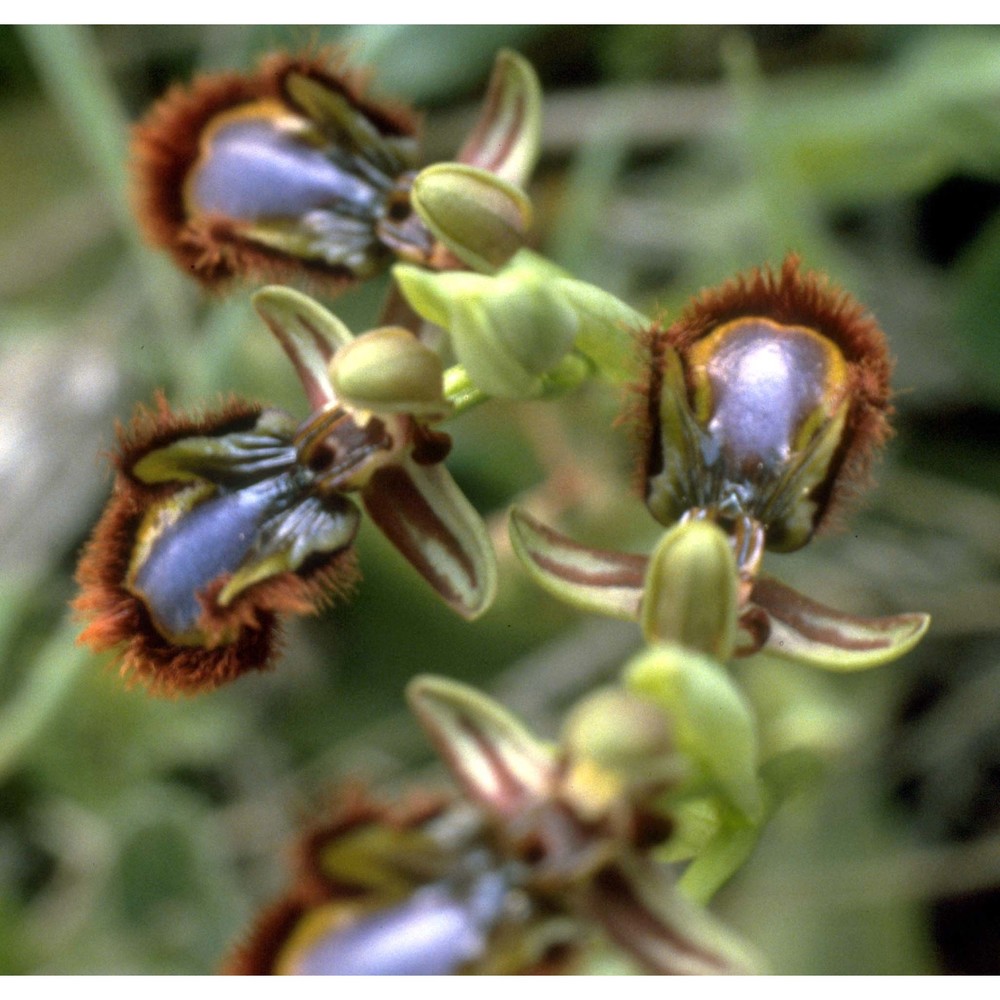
[131,475,297,637]
[293,871,508,976]
[700,321,829,478]
[190,117,382,221]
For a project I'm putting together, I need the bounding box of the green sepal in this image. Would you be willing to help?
[361,455,497,620]
[406,674,554,817]
[253,286,355,410]
[748,575,931,670]
[455,49,542,187]
[132,410,298,486]
[675,748,825,904]
[393,264,476,333]
[395,260,579,399]
[328,326,450,419]
[449,279,577,398]
[508,507,646,619]
[675,808,761,907]
[640,520,739,659]
[562,687,684,796]
[412,163,532,273]
[625,644,762,822]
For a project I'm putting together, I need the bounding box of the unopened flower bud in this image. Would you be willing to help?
[411,163,533,273]
[640,519,739,660]
[328,326,449,418]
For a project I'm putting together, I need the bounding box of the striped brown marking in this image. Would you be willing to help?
[362,464,476,606]
[519,511,647,589]
[586,863,744,975]
[751,575,911,652]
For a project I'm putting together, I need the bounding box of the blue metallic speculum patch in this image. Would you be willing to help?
[188,111,387,222]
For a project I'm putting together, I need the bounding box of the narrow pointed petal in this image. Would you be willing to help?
[508,508,646,620]
[131,410,298,485]
[556,277,648,383]
[455,50,542,187]
[252,286,355,410]
[283,71,419,174]
[406,675,554,816]
[361,457,497,620]
[748,575,931,670]
[582,855,762,975]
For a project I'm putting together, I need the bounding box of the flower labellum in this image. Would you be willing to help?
[132,50,426,289]
[223,789,576,975]
[74,396,361,694]
[637,254,893,569]
[508,256,930,670]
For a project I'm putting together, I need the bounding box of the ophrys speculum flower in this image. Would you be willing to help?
[75,288,496,694]
[223,678,760,975]
[132,48,540,291]
[511,256,929,670]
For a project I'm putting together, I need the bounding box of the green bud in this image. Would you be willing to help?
[625,644,761,821]
[562,686,681,791]
[640,520,739,660]
[394,256,579,400]
[412,163,533,273]
[328,326,449,418]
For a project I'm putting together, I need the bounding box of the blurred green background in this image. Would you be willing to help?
[1,24,999,974]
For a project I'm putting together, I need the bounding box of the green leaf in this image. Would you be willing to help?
[508,507,646,620]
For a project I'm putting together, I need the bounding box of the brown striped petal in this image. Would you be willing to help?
[746,575,930,670]
[361,456,497,620]
[508,507,646,619]
[406,675,554,817]
[253,285,354,411]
